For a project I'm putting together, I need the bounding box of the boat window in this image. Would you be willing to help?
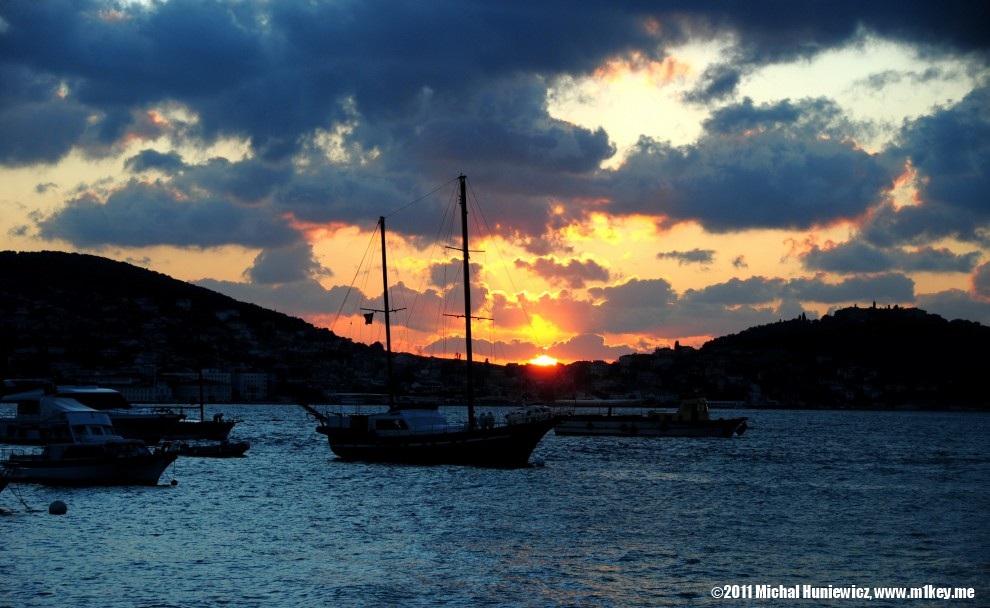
[16,402,41,416]
[63,445,103,458]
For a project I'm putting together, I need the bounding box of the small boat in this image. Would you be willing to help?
[173,440,250,458]
[555,398,749,438]
[163,413,239,441]
[1,382,184,445]
[304,176,558,468]
[0,396,177,486]
[161,370,240,441]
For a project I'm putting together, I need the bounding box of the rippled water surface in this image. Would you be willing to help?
[2,407,988,607]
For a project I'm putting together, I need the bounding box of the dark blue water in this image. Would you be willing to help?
[2,407,988,607]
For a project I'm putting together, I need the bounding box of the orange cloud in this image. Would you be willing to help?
[593,51,691,85]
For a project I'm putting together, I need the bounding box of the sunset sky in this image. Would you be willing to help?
[2,1,988,365]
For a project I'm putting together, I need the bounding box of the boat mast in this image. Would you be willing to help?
[379,216,396,411]
[458,174,477,430]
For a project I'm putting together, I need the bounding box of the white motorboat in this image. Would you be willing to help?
[0,396,177,486]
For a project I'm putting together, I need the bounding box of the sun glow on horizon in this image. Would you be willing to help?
[529,354,558,366]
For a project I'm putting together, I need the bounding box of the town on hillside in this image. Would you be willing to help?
[1,252,987,410]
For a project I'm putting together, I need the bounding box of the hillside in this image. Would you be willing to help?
[1,250,987,409]
[0,250,365,390]
[698,306,990,408]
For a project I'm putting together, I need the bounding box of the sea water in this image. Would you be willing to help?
[1,407,987,607]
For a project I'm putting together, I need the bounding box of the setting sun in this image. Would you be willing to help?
[529,354,559,366]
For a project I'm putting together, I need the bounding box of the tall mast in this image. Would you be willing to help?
[458,174,477,430]
[379,216,395,410]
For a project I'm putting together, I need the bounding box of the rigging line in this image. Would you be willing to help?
[465,179,543,349]
[437,185,461,358]
[383,176,460,220]
[394,178,460,356]
[330,219,382,333]
[6,482,37,512]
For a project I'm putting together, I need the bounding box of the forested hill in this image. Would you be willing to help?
[700,306,989,407]
[0,250,361,378]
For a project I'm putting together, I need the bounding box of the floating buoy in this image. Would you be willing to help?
[49,500,67,515]
[171,479,178,486]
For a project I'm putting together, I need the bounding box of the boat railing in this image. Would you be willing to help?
[0,446,44,460]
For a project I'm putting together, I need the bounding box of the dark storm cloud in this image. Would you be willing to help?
[787,273,916,303]
[550,333,636,362]
[2,0,983,167]
[676,0,988,100]
[684,63,744,104]
[802,241,982,274]
[0,65,90,165]
[196,276,348,318]
[916,289,990,325]
[676,0,989,62]
[36,179,298,249]
[975,263,990,299]
[584,277,780,339]
[702,97,843,136]
[125,149,186,175]
[173,157,294,205]
[586,278,680,333]
[1,0,986,253]
[680,273,916,308]
[684,277,787,305]
[868,86,990,248]
[245,242,327,285]
[513,256,611,288]
[608,98,894,232]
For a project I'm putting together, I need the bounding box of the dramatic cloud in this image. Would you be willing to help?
[802,242,982,274]
[3,0,988,362]
[246,242,328,285]
[514,256,611,288]
[37,180,299,249]
[608,99,895,233]
[873,87,990,246]
[974,262,990,300]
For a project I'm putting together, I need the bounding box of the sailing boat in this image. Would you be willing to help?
[304,175,558,467]
[164,369,240,441]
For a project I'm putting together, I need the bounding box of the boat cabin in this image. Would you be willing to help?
[648,398,712,422]
[327,407,458,435]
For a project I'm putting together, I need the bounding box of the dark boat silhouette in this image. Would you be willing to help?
[303,175,557,467]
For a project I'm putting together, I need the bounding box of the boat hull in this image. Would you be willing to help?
[1,452,177,486]
[175,440,249,458]
[104,412,185,444]
[163,418,238,441]
[555,414,748,438]
[318,418,559,468]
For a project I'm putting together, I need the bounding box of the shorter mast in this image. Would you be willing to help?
[380,216,395,410]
